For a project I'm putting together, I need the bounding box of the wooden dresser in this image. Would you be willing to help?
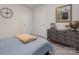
[47,28,79,50]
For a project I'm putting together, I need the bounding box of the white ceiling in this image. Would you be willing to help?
[21,4,42,9]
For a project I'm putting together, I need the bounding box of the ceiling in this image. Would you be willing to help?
[21,4,42,9]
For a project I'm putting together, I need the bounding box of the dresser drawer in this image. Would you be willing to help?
[47,29,79,48]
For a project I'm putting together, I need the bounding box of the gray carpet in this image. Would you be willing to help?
[50,42,79,55]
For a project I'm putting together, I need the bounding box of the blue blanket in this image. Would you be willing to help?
[0,36,53,55]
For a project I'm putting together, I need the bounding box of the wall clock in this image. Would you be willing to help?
[0,8,13,18]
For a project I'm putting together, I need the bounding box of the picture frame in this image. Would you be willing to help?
[56,4,72,22]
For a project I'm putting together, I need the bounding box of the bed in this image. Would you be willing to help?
[0,36,53,55]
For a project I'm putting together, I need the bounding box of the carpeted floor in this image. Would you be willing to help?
[50,42,79,55]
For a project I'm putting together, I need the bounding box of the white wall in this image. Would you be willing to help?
[0,4,79,39]
[32,5,49,38]
[0,4,32,38]
[32,4,79,38]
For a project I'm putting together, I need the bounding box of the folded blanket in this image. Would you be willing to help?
[16,33,36,44]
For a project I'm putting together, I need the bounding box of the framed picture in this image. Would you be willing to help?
[56,4,72,22]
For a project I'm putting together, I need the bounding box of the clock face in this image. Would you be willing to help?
[0,8,13,18]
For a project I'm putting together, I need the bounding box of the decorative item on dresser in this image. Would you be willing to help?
[66,21,79,31]
[47,28,79,51]
[50,23,57,29]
